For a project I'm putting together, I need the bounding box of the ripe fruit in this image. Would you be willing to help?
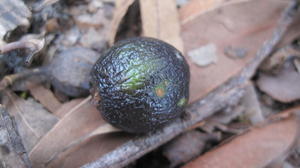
[90,37,190,133]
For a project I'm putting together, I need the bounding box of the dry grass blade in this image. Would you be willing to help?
[182,108,300,168]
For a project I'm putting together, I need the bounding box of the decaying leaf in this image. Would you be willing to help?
[182,0,289,103]
[140,0,183,52]
[3,91,58,152]
[257,62,300,103]
[183,107,300,168]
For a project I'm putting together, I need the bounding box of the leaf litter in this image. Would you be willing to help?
[0,0,300,167]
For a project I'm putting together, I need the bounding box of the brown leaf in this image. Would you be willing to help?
[163,130,219,168]
[140,0,183,52]
[181,0,289,103]
[3,91,58,152]
[183,108,300,168]
[240,83,264,124]
[48,132,132,168]
[28,83,62,114]
[108,0,135,45]
[179,0,230,23]
[257,63,300,103]
[28,97,107,167]
[53,98,84,118]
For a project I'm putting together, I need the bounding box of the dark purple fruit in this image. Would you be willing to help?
[90,37,190,133]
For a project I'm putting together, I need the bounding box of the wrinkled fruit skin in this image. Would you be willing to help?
[90,37,190,133]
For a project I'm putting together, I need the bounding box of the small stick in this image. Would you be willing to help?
[0,104,32,168]
[0,68,45,91]
[0,35,45,66]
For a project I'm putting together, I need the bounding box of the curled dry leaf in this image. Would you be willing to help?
[182,0,289,103]
[3,91,58,152]
[260,44,300,73]
[183,107,300,168]
[257,62,300,103]
[108,0,135,45]
[140,0,183,52]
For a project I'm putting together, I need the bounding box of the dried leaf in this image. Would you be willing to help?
[48,132,133,168]
[181,0,289,103]
[53,98,84,118]
[3,91,58,152]
[179,0,230,23]
[28,83,62,114]
[108,0,135,45]
[257,64,300,103]
[163,131,219,168]
[240,83,264,124]
[140,0,183,52]
[183,108,300,168]
[28,97,120,167]
[260,44,300,72]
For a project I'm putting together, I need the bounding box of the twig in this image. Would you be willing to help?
[81,1,299,168]
[0,104,32,168]
[0,35,45,66]
[0,68,45,91]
